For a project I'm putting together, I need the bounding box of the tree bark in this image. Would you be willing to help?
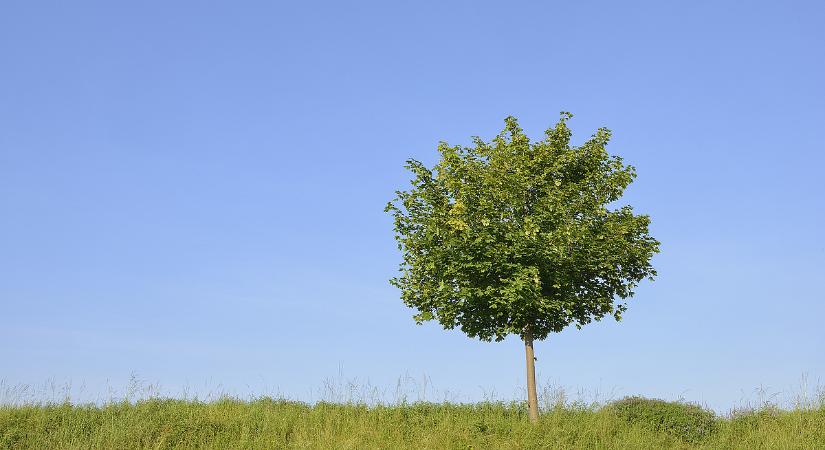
[524,327,539,423]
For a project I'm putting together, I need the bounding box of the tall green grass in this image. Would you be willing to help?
[2,396,824,449]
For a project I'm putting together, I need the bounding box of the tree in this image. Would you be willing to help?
[385,113,659,422]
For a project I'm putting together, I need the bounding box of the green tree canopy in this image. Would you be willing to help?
[386,113,659,343]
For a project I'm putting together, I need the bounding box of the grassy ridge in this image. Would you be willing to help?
[1,398,824,449]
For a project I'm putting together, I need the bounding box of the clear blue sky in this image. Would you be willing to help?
[1,1,823,411]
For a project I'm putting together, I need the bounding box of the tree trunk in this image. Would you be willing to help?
[524,328,539,423]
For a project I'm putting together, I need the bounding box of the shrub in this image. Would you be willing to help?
[607,396,718,443]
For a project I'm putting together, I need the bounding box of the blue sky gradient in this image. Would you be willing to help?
[1,1,823,411]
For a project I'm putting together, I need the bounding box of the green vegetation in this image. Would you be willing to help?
[606,396,718,443]
[386,114,659,420]
[2,397,823,449]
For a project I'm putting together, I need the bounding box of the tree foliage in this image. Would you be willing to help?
[386,113,659,342]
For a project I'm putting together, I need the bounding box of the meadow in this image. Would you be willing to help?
[1,380,823,449]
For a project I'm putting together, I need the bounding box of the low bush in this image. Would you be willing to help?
[606,396,718,443]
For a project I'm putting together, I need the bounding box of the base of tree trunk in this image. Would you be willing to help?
[524,329,539,423]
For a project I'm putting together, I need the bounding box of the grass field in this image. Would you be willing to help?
[2,395,824,449]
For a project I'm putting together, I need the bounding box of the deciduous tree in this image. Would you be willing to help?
[386,113,659,422]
